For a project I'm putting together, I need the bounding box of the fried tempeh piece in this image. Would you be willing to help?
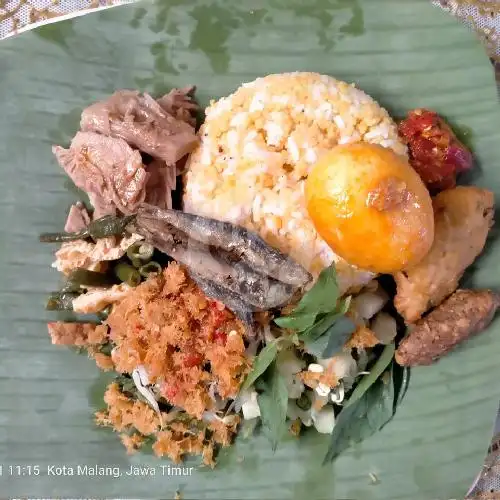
[395,289,500,366]
[394,186,494,322]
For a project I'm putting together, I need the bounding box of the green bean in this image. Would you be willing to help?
[130,257,143,269]
[46,292,79,311]
[126,242,155,264]
[67,268,118,288]
[139,261,162,277]
[39,214,136,243]
[114,262,141,287]
[39,230,88,243]
[60,280,81,293]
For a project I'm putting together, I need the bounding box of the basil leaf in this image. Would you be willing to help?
[323,365,395,464]
[274,266,345,332]
[302,315,355,358]
[240,341,279,392]
[321,316,357,358]
[300,311,339,342]
[303,332,330,358]
[300,297,352,343]
[300,296,354,357]
[346,343,395,408]
[392,363,410,412]
[336,295,352,315]
[274,312,317,331]
[257,361,289,451]
[294,265,339,315]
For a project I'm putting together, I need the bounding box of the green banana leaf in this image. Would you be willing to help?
[1,0,499,498]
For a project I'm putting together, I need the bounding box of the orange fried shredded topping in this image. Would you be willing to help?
[106,263,250,419]
[345,326,380,350]
[48,322,108,346]
[96,382,240,467]
[88,349,115,372]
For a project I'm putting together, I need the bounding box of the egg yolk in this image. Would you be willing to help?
[305,143,434,274]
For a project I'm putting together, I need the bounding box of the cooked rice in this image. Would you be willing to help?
[184,72,407,292]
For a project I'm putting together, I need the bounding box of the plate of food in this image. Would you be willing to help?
[1,0,500,499]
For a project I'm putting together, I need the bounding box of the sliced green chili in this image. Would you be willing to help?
[114,262,141,287]
[139,261,162,277]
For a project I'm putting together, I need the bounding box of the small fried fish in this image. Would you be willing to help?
[134,221,295,310]
[137,205,312,287]
[189,271,255,327]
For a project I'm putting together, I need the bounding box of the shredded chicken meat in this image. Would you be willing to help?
[80,89,199,166]
[144,159,177,209]
[53,132,149,218]
[64,202,91,233]
[157,86,198,127]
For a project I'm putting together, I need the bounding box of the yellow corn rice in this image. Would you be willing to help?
[183,72,407,293]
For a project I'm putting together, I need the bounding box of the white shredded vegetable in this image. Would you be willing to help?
[241,391,261,420]
[311,405,335,434]
[132,366,162,425]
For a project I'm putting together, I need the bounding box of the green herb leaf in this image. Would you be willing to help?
[303,315,356,358]
[66,268,118,288]
[274,265,344,332]
[257,361,289,451]
[300,311,339,342]
[302,331,331,358]
[346,343,395,408]
[301,296,354,357]
[294,265,339,315]
[240,341,279,392]
[300,296,352,343]
[392,362,410,412]
[323,364,395,464]
[321,344,412,464]
[321,316,357,358]
[274,312,317,331]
